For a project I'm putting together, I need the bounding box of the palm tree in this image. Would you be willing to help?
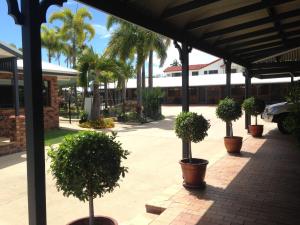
[146,32,170,88]
[77,47,117,119]
[49,7,95,68]
[106,17,149,110]
[41,25,61,63]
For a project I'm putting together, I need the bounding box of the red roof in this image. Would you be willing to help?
[163,59,221,73]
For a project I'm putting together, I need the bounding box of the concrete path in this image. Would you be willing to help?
[0,106,277,225]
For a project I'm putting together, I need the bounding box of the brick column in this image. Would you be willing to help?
[9,115,26,151]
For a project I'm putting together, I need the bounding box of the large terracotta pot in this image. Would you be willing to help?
[179,158,208,188]
[67,216,118,225]
[249,125,264,137]
[224,136,243,154]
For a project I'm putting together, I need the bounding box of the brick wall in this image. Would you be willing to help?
[0,74,60,136]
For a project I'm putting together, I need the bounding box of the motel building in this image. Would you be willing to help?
[0,41,78,156]
[122,58,296,105]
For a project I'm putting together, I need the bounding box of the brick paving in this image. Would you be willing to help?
[149,130,300,225]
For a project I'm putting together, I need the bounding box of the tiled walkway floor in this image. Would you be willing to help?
[149,130,300,225]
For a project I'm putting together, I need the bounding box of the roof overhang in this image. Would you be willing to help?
[79,0,300,77]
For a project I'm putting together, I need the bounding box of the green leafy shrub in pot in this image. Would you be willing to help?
[242,97,265,125]
[175,112,210,162]
[48,131,129,225]
[216,97,242,137]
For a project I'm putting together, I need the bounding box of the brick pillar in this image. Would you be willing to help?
[9,115,26,151]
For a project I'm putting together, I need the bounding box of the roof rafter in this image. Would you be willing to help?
[215,20,300,46]
[202,8,300,39]
[222,29,300,50]
[245,46,300,62]
[186,0,289,31]
[161,0,220,19]
[262,0,287,46]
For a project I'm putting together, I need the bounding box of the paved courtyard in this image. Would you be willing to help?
[0,106,293,225]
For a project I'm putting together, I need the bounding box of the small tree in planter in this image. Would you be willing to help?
[242,97,266,137]
[175,112,210,188]
[216,97,243,153]
[48,131,129,225]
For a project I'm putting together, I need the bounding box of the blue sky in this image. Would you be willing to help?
[0,0,217,75]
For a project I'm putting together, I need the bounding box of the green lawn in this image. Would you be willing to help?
[45,129,80,146]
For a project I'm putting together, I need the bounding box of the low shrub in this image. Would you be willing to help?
[79,111,88,124]
[79,117,115,129]
[142,88,164,120]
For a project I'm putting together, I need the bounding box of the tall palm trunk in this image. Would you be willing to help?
[136,67,142,113]
[148,50,153,88]
[48,49,51,63]
[91,82,100,120]
[142,62,146,89]
[122,80,126,103]
[104,81,108,109]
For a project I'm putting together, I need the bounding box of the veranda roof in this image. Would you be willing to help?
[81,0,300,78]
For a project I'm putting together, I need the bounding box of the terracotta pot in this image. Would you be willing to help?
[179,158,208,188]
[224,136,242,154]
[248,125,264,137]
[67,216,118,225]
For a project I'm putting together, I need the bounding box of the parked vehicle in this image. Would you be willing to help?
[262,102,293,134]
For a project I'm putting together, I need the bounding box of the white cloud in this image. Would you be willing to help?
[152,44,218,75]
[92,24,113,39]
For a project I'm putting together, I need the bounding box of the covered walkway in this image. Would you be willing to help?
[146,130,300,225]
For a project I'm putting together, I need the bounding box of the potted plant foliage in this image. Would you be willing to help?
[242,97,266,137]
[48,131,129,225]
[216,97,243,153]
[175,112,210,188]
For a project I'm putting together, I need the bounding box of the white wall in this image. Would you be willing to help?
[164,60,244,77]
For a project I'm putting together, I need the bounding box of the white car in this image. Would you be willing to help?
[262,102,293,134]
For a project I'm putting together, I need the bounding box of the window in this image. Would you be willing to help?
[0,79,51,108]
[208,70,218,74]
[231,69,237,73]
[192,71,199,76]
[204,71,208,75]
[172,72,181,77]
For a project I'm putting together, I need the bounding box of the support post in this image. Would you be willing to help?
[13,58,20,116]
[225,59,232,136]
[291,72,294,85]
[244,68,252,131]
[174,40,192,159]
[21,1,47,225]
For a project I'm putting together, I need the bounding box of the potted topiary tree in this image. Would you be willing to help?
[242,97,266,137]
[48,131,129,225]
[216,97,243,153]
[175,112,210,188]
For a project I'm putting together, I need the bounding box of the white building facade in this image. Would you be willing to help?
[163,59,244,77]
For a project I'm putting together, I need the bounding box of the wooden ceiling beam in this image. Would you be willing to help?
[215,20,300,46]
[263,0,287,46]
[186,0,290,30]
[202,8,300,39]
[161,0,220,19]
